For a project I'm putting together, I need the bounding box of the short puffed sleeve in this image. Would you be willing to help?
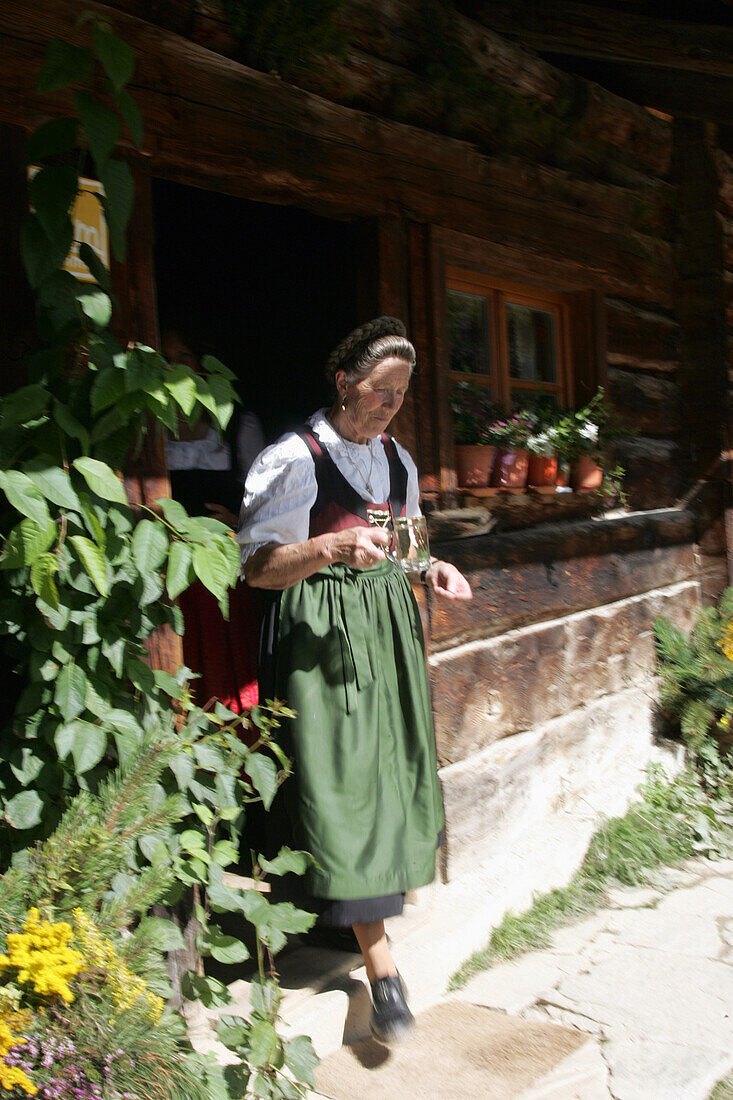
[236,433,316,562]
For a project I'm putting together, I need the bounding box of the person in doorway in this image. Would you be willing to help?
[163,328,265,713]
[238,316,472,1043]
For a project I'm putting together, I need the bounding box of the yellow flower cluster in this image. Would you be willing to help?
[719,619,733,662]
[0,909,82,1004]
[0,1008,37,1096]
[72,910,163,1024]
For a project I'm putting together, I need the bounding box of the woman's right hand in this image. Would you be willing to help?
[328,525,391,569]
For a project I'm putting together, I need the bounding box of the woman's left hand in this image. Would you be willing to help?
[426,561,472,601]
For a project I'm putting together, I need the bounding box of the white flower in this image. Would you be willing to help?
[579,421,599,443]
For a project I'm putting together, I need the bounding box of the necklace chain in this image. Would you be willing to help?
[345,437,375,494]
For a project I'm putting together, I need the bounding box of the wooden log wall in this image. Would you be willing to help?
[1,0,730,523]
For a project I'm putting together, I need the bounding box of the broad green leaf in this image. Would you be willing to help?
[21,214,74,289]
[216,1016,249,1050]
[77,288,112,330]
[127,657,155,694]
[56,720,107,774]
[30,552,60,610]
[211,839,239,867]
[78,242,111,291]
[192,543,237,600]
[202,932,248,968]
[200,354,237,382]
[249,977,282,1017]
[132,517,169,573]
[166,541,192,600]
[93,26,135,93]
[181,972,232,1009]
[0,470,51,526]
[178,827,206,853]
[0,517,57,569]
[165,367,198,417]
[247,1020,280,1069]
[53,400,90,451]
[38,40,93,93]
[25,117,78,163]
[206,374,236,431]
[38,269,81,332]
[246,753,279,810]
[107,709,141,768]
[258,847,313,878]
[137,916,185,952]
[283,1035,318,1088]
[0,385,49,427]
[29,165,79,240]
[73,457,128,504]
[3,790,44,830]
[25,461,80,510]
[69,535,109,596]
[156,496,192,529]
[9,747,45,787]
[117,87,143,149]
[207,864,249,915]
[55,661,88,722]
[75,91,120,170]
[151,670,180,700]
[100,159,133,262]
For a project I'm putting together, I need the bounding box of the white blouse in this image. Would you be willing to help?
[237,409,421,562]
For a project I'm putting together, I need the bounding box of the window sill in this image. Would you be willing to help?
[425,486,619,542]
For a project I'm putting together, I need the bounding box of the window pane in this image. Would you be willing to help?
[447,290,490,376]
[510,390,559,413]
[506,303,557,383]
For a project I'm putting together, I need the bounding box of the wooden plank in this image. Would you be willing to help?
[469,0,733,78]
[606,297,680,371]
[0,2,675,307]
[112,161,184,677]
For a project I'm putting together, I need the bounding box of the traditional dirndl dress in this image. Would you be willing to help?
[259,430,444,925]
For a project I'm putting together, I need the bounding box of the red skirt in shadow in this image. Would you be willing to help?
[178,580,260,713]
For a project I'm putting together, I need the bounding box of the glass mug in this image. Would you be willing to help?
[367,507,431,573]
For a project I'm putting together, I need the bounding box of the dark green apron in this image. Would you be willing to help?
[274,559,444,900]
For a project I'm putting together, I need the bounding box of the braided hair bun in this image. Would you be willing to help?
[325,316,410,382]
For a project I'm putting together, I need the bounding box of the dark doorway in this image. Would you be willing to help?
[152,180,362,443]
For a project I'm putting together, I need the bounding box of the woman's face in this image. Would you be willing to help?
[336,357,411,442]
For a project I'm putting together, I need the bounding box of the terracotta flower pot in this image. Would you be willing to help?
[527,453,558,488]
[572,454,603,492]
[491,447,529,489]
[455,444,495,487]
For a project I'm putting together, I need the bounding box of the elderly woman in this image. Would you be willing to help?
[238,317,471,1043]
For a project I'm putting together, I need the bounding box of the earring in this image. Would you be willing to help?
[341,396,347,411]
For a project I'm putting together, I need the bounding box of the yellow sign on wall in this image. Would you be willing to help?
[28,170,109,283]
[65,178,109,283]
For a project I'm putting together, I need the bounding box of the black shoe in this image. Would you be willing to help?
[369,973,415,1044]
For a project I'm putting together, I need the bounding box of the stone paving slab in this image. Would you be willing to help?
[458,857,733,1099]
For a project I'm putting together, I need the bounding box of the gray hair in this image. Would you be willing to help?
[325,317,416,384]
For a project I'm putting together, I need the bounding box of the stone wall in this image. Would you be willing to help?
[427,508,701,880]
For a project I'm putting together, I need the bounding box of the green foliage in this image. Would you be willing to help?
[222,0,348,78]
[654,588,733,757]
[0,25,242,860]
[1,22,319,1099]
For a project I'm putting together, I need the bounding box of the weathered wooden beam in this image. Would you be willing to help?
[553,57,733,127]
[467,0,733,78]
[467,0,733,123]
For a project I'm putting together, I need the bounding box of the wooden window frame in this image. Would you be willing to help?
[445,265,574,410]
[426,229,606,501]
